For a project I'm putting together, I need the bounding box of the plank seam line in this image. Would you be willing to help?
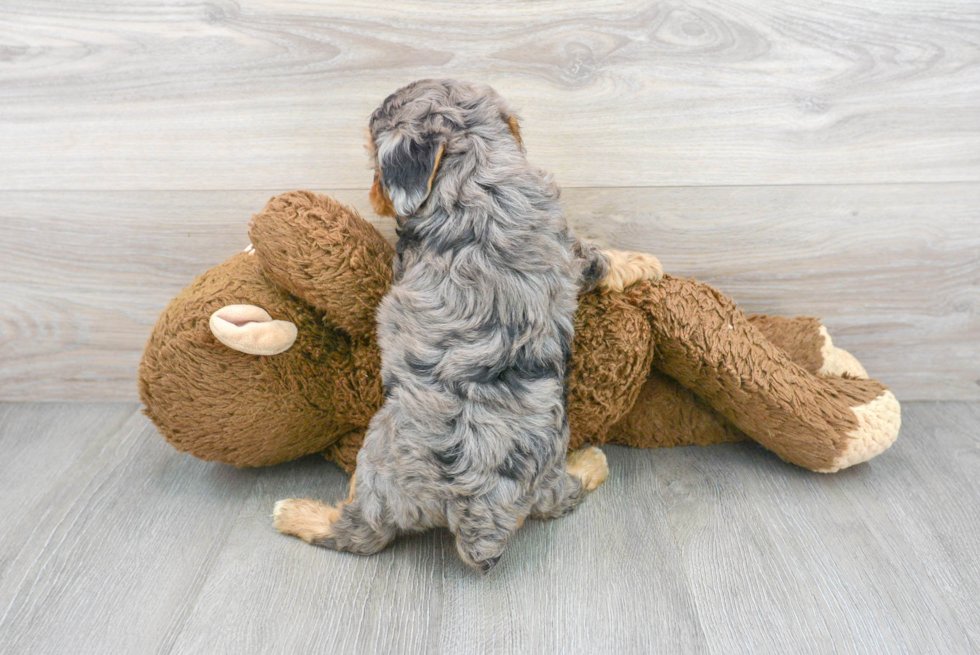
[2,180,980,194]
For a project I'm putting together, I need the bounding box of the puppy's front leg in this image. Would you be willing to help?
[573,239,663,293]
[573,239,611,292]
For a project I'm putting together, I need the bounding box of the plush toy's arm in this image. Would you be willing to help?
[605,315,869,450]
[624,276,900,472]
[249,191,394,340]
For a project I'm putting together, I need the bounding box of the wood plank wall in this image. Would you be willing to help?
[1,1,978,401]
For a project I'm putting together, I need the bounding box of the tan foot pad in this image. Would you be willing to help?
[817,390,901,473]
[817,326,868,379]
[567,446,609,491]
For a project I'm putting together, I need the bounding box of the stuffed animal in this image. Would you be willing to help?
[139,191,900,475]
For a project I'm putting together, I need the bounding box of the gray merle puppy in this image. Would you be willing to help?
[274,79,662,572]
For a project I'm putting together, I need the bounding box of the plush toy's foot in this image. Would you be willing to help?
[567,446,609,491]
[746,315,869,380]
[815,380,901,473]
[273,498,341,544]
[600,250,664,293]
[816,326,869,379]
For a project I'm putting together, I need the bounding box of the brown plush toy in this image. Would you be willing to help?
[139,191,901,475]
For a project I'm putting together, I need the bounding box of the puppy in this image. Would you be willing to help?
[274,80,662,572]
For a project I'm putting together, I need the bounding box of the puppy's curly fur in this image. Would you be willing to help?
[275,80,656,572]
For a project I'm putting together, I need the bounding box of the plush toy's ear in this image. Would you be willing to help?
[376,134,445,217]
[209,304,297,356]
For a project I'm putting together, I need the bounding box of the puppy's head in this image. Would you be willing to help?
[368,79,523,219]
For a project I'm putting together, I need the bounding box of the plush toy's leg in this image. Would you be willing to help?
[566,292,658,450]
[624,276,900,472]
[321,427,366,475]
[606,370,746,449]
[747,315,868,379]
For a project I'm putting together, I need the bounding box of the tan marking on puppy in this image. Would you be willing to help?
[516,516,526,529]
[367,130,398,218]
[599,249,664,292]
[370,170,397,218]
[566,446,609,491]
[816,326,869,379]
[507,115,523,149]
[273,498,342,544]
[364,126,376,156]
[346,473,357,503]
[425,144,445,199]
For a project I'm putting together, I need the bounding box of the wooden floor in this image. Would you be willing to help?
[0,402,977,654]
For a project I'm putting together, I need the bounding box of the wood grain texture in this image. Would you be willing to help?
[656,436,975,653]
[167,448,708,654]
[0,0,978,190]
[435,449,707,654]
[1,401,978,654]
[2,184,977,402]
[568,183,980,402]
[0,403,135,611]
[167,459,449,654]
[0,403,260,655]
[854,402,980,648]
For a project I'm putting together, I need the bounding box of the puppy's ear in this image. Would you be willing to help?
[377,135,445,217]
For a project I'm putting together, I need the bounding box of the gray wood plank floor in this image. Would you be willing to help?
[0,402,977,655]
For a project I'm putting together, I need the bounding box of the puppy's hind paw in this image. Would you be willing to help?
[273,498,341,544]
[600,249,663,292]
[567,446,609,491]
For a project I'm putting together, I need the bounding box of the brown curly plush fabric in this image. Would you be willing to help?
[250,191,393,340]
[139,252,384,466]
[139,191,900,474]
[622,278,893,470]
[605,314,827,450]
